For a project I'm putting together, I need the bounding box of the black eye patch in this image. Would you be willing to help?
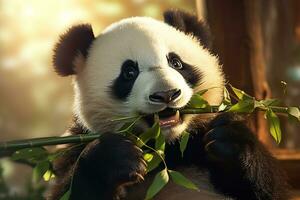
[111,60,139,100]
[167,52,202,87]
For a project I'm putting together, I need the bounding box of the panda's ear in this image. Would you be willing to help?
[163,10,212,49]
[53,24,95,76]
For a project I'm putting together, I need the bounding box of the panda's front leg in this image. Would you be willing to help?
[70,133,147,200]
[203,113,287,200]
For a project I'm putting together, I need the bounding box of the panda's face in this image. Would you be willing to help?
[67,17,224,141]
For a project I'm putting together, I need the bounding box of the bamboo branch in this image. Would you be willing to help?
[180,105,288,114]
[0,105,290,152]
[0,134,101,151]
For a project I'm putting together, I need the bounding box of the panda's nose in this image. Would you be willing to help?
[149,89,181,104]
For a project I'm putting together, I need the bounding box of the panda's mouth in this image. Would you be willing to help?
[157,108,181,127]
[143,108,183,128]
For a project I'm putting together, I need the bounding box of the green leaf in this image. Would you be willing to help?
[219,88,232,111]
[168,170,199,191]
[145,169,169,200]
[259,99,281,107]
[117,116,141,133]
[117,122,133,132]
[230,85,253,100]
[32,161,50,183]
[228,99,255,113]
[287,107,300,121]
[43,170,55,181]
[265,109,282,144]
[111,115,140,122]
[228,86,255,113]
[218,103,228,112]
[179,131,190,157]
[143,153,154,162]
[59,189,71,200]
[223,87,231,105]
[197,89,209,96]
[188,94,209,108]
[12,147,48,163]
[137,122,160,147]
[155,132,165,151]
[254,100,264,109]
[146,151,163,173]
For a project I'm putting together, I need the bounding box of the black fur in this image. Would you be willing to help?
[111,60,140,100]
[53,24,95,76]
[203,114,288,200]
[48,113,288,200]
[167,52,202,87]
[70,134,146,200]
[164,114,288,200]
[163,10,212,50]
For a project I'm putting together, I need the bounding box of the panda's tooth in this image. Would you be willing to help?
[158,110,181,127]
[175,110,180,119]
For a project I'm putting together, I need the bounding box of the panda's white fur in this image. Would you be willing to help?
[73,16,224,140]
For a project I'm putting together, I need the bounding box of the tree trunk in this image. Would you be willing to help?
[203,0,273,146]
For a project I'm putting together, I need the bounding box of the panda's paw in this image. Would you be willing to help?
[80,133,147,187]
[203,113,255,162]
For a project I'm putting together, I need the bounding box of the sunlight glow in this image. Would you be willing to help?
[0,0,194,73]
[96,2,123,16]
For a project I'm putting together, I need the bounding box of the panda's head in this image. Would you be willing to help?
[53,10,224,141]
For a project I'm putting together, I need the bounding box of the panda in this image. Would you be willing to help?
[47,10,288,200]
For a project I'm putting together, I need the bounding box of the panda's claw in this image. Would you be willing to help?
[127,172,145,183]
[203,114,254,162]
[204,138,240,161]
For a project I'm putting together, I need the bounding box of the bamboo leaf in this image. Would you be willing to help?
[287,107,300,121]
[146,151,164,173]
[218,103,228,111]
[197,89,209,96]
[254,100,265,109]
[32,161,50,183]
[137,122,160,147]
[143,153,154,162]
[117,122,133,132]
[117,116,141,133]
[179,131,190,157]
[12,147,48,162]
[188,94,209,108]
[230,85,253,100]
[168,170,199,191]
[228,99,255,113]
[155,132,165,151]
[223,87,231,104]
[260,99,281,107]
[265,109,282,144]
[145,169,169,200]
[59,189,71,200]
[111,115,140,122]
[43,170,55,181]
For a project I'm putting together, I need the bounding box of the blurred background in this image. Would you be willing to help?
[0,0,299,199]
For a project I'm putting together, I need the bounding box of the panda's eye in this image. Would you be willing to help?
[121,60,139,80]
[123,66,138,80]
[169,57,183,70]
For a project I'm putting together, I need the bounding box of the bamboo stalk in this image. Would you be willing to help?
[0,105,289,152]
[180,105,288,114]
[0,134,101,151]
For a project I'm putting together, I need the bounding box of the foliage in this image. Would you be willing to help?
[0,85,299,199]
[0,163,46,200]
